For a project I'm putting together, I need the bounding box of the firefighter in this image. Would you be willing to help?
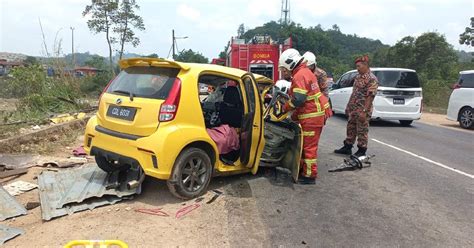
[279,48,332,184]
[334,55,378,157]
[302,51,329,97]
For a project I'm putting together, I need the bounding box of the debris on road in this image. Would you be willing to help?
[25,201,40,210]
[0,168,28,179]
[206,189,223,204]
[135,208,169,217]
[72,146,86,156]
[0,186,27,221]
[49,112,86,124]
[175,204,201,219]
[0,154,40,170]
[0,225,24,245]
[38,164,142,220]
[3,181,37,196]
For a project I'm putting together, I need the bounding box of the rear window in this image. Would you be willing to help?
[459,73,474,88]
[107,67,180,99]
[373,71,420,88]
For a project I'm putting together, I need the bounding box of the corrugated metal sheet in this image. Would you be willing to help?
[38,164,141,221]
[0,225,24,245]
[0,186,27,221]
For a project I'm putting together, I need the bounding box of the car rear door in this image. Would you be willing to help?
[239,74,265,172]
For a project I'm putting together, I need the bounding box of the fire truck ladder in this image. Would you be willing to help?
[238,44,249,71]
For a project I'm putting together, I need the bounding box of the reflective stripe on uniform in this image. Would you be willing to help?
[293,88,308,94]
[304,159,317,176]
[289,101,295,108]
[306,92,322,101]
[324,103,330,109]
[302,131,315,136]
[298,111,325,119]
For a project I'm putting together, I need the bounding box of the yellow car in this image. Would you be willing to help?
[84,58,301,199]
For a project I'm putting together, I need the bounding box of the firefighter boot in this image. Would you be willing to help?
[334,141,353,155]
[353,146,367,157]
[298,176,316,185]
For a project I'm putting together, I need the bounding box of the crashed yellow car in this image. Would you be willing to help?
[84,58,301,199]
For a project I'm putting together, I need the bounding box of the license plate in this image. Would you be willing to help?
[106,105,137,121]
[393,98,405,105]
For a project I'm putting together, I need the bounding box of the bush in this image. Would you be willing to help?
[79,71,114,95]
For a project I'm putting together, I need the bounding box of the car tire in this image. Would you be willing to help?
[167,148,213,200]
[95,156,130,172]
[458,107,473,129]
[399,120,413,126]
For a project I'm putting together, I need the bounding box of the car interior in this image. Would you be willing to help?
[199,75,245,164]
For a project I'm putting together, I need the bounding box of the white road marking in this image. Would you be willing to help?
[371,138,474,179]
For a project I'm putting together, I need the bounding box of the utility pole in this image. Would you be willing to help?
[70,27,75,67]
[172,29,175,59]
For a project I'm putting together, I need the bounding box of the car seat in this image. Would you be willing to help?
[219,86,243,128]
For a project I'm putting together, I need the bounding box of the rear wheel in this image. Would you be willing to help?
[95,156,130,173]
[399,120,413,126]
[167,148,212,199]
[459,107,473,129]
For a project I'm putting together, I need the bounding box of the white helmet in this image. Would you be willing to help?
[279,48,303,71]
[302,51,316,66]
[275,80,291,94]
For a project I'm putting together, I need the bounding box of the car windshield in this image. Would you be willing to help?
[373,71,420,88]
[107,67,180,100]
[459,73,474,88]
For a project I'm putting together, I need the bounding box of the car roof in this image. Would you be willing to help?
[119,57,248,77]
[460,70,474,74]
[343,67,416,74]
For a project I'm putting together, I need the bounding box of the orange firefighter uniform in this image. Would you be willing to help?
[283,63,332,178]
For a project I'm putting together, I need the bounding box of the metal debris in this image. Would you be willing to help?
[0,186,27,221]
[4,181,38,196]
[135,208,169,217]
[38,164,141,220]
[0,168,28,179]
[0,225,24,245]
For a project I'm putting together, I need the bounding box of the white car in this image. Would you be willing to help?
[329,68,422,126]
[447,70,473,129]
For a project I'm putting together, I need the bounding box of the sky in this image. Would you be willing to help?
[0,0,473,59]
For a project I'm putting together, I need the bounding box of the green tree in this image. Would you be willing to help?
[386,36,416,69]
[175,49,209,63]
[113,0,145,60]
[459,17,474,47]
[414,32,457,79]
[24,56,38,66]
[84,55,107,70]
[144,53,159,58]
[83,0,118,73]
[218,43,229,59]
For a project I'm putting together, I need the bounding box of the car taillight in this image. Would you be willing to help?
[159,78,181,122]
[98,78,115,105]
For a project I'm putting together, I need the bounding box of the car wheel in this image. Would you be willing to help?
[167,148,212,199]
[399,120,413,126]
[459,107,473,129]
[95,156,130,173]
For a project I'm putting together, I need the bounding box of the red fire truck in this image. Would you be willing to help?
[213,35,292,80]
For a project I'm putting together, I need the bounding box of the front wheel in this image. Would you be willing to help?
[167,148,212,199]
[459,107,473,129]
[399,120,413,126]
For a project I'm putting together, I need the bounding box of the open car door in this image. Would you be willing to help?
[260,86,303,182]
[240,74,265,172]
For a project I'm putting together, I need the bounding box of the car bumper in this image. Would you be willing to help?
[371,110,422,121]
[83,116,173,180]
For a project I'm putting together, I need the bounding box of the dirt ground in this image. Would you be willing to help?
[418,112,472,132]
[1,133,269,247]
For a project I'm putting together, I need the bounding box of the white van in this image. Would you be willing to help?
[447,70,473,129]
[329,68,422,126]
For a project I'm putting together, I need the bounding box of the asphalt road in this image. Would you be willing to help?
[222,115,474,247]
